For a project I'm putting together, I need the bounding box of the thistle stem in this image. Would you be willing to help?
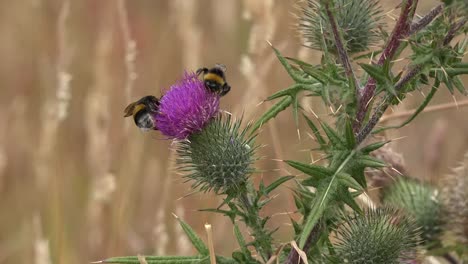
[356,15,467,144]
[322,0,359,94]
[237,185,273,262]
[284,221,322,264]
[356,65,422,144]
[354,0,419,132]
[409,4,444,35]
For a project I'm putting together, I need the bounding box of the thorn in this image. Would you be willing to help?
[222,110,232,116]
[391,167,404,176]
[171,213,179,219]
[390,136,408,142]
[256,100,265,107]
[90,261,104,264]
[306,132,317,142]
[297,128,301,140]
[308,107,319,119]
[452,95,459,109]
[312,155,328,164]
[391,58,406,63]
[441,67,449,79]
[382,168,397,183]
[176,190,198,201]
[271,158,284,162]
[365,95,375,108]
[335,104,343,114]
[266,40,273,47]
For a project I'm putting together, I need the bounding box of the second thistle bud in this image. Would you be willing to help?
[299,0,382,54]
[383,178,444,248]
[330,208,421,264]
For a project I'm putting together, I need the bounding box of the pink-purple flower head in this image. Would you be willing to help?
[155,72,220,139]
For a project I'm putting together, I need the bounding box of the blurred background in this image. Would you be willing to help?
[0,0,466,263]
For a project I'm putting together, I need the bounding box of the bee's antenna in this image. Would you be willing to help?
[196,67,208,76]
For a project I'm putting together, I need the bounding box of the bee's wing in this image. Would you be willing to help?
[214,63,227,72]
[123,102,136,117]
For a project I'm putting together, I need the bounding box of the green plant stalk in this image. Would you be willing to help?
[354,0,419,132]
[357,17,467,144]
[357,66,422,144]
[322,0,359,94]
[237,183,273,262]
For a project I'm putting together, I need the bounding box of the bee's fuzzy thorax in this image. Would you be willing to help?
[204,73,225,85]
[155,72,220,139]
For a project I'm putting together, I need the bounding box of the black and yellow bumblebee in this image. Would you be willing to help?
[196,64,231,96]
[124,95,160,131]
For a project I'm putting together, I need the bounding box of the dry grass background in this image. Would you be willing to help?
[0,0,466,263]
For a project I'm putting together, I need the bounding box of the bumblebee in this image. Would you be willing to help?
[196,64,231,96]
[124,95,160,131]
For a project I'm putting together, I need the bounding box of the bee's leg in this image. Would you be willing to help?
[196,67,208,76]
[220,84,231,96]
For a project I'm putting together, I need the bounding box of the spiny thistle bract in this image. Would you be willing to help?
[443,0,468,19]
[176,115,257,194]
[329,208,421,264]
[440,152,468,252]
[155,72,220,139]
[383,178,444,248]
[299,0,382,54]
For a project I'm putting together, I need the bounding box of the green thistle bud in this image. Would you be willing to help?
[383,178,444,248]
[299,0,383,54]
[440,152,468,250]
[176,114,257,194]
[331,208,421,264]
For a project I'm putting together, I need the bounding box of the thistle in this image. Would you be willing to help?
[176,114,256,194]
[440,152,468,258]
[330,208,421,264]
[383,178,444,249]
[299,0,383,54]
[155,72,220,140]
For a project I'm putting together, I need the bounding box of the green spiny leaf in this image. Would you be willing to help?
[299,178,337,248]
[266,84,303,101]
[321,122,345,147]
[270,43,315,84]
[303,114,327,146]
[285,160,333,178]
[359,140,390,153]
[175,217,209,255]
[452,76,467,95]
[359,63,388,84]
[344,119,356,148]
[355,155,387,168]
[299,150,356,248]
[336,186,363,213]
[263,175,295,195]
[251,96,293,133]
[233,223,252,259]
[337,172,364,191]
[373,78,440,134]
[199,208,236,219]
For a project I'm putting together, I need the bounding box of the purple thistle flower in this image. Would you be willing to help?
[155,72,220,139]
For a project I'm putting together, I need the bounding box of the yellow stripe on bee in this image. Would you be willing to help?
[204,73,225,85]
[133,103,146,115]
